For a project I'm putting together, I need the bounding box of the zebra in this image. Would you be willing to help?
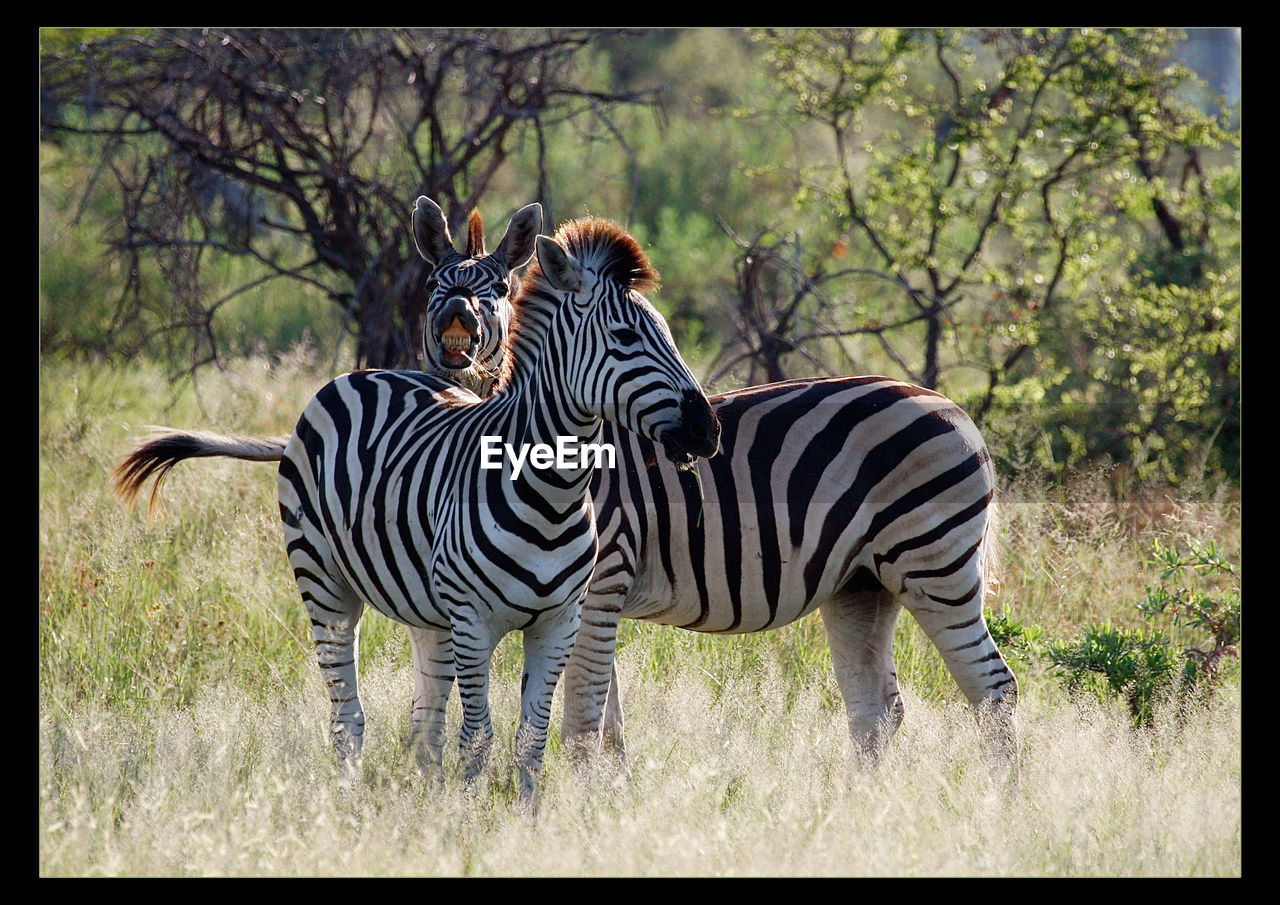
[416,197,519,397]
[114,200,721,802]
[560,376,1017,766]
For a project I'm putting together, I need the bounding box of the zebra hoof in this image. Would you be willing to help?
[330,724,365,765]
[517,777,540,815]
[459,734,493,783]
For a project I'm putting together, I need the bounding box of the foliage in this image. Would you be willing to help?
[744,27,1239,483]
[39,28,1241,483]
[1139,538,1241,693]
[1047,623,1185,727]
[1045,538,1240,727]
[985,608,1045,662]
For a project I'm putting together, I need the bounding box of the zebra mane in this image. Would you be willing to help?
[491,217,660,395]
[532,217,660,294]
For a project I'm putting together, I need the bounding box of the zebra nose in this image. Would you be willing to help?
[679,389,721,458]
[433,295,479,335]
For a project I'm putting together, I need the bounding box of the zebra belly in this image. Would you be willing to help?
[601,455,855,634]
[619,552,837,633]
[326,518,450,631]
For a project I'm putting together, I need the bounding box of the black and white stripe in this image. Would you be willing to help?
[115,199,1018,771]
[560,376,1017,761]
[406,255,1018,762]
[115,202,720,802]
[412,198,525,398]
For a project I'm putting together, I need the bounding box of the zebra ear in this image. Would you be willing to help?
[492,203,543,272]
[412,196,455,269]
[536,234,583,293]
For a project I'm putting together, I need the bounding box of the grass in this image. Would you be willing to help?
[40,663,1240,877]
[37,352,1242,877]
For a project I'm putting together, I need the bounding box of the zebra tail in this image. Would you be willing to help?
[112,428,288,514]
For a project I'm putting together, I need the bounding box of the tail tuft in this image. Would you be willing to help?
[111,429,288,515]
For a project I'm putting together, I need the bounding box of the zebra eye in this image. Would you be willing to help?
[425,278,441,294]
[612,327,641,345]
[494,281,509,297]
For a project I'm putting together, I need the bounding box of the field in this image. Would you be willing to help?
[38,352,1242,877]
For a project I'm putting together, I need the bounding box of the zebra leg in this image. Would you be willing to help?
[407,625,455,781]
[280,461,367,766]
[904,587,1019,764]
[301,580,367,766]
[820,587,906,761]
[602,663,627,758]
[451,611,496,783]
[516,604,582,804]
[559,592,625,762]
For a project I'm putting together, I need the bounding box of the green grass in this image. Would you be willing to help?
[38,353,1242,876]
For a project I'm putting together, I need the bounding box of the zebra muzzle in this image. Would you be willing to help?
[659,390,721,467]
[437,314,478,368]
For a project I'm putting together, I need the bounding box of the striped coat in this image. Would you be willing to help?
[562,375,1016,761]
[115,200,1018,771]
[115,203,720,803]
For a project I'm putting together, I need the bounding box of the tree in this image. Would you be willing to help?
[40,28,656,371]
[732,27,1239,481]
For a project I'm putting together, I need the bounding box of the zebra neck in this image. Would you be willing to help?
[487,281,601,506]
[502,283,557,390]
[486,378,599,508]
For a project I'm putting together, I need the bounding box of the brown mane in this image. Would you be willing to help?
[492,217,660,396]
[524,217,660,294]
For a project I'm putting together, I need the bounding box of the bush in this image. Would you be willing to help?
[1045,538,1240,727]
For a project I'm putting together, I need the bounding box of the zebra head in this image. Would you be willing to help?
[412,196,541,393]
[533,220,721,468]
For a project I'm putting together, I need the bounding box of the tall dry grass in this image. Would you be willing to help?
[40,661,1240,876]
[38,353,1241,876]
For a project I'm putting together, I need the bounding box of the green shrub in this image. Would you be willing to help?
[1045,538,1240,727]
[1139,539,1241,699]
[1047,623,1185,727]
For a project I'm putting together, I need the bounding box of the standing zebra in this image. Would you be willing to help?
[115,201,720,802]
[412,263,1018,764]
[561,377,1017,764]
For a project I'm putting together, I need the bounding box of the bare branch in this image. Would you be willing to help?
[41,27,657,374]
